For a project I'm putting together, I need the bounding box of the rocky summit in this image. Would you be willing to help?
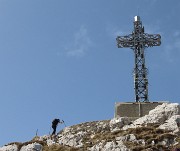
[1,103,180,151]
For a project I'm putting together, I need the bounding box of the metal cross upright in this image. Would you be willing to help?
[116,16,161,102]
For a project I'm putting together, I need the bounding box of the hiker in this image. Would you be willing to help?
[52,118,61,135]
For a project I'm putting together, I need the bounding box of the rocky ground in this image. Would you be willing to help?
[1,103,180,151]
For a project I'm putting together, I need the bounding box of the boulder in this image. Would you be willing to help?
[20,143,42,151]
[159,115,180,133]
[0,144,17,151]
[123,103,180,130]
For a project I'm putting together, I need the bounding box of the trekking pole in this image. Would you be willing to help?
[62,120,66,127]
[49,126,51,135]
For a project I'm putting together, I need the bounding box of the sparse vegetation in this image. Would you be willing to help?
[7,139,46,151]
[3,121,180,151]
[43,144,81,151]
[122,124,178,151]
[7,139,81,151]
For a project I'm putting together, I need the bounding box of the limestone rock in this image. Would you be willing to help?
[89,141,130,151]
[123,103,180,130]
[159,115,180,133]
[0,144,17,151]
[20,143,42,151]
[39,135,56,146]
[110,117,131,131]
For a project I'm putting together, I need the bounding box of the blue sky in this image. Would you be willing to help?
[0,0,180,146]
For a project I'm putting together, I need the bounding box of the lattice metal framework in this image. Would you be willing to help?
[116,16,161,102]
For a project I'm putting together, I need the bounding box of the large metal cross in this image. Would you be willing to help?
[116,16,161,102]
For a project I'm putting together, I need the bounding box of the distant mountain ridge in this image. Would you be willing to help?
[1,103,180,151]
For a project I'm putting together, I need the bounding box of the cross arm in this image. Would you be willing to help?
[116,33,161,48]
[116,34,134,48]
[143,33,161,47]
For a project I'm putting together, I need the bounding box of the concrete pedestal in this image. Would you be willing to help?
[115,101,168,118]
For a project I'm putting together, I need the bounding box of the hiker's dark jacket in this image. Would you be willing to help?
[52,119,60,128]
